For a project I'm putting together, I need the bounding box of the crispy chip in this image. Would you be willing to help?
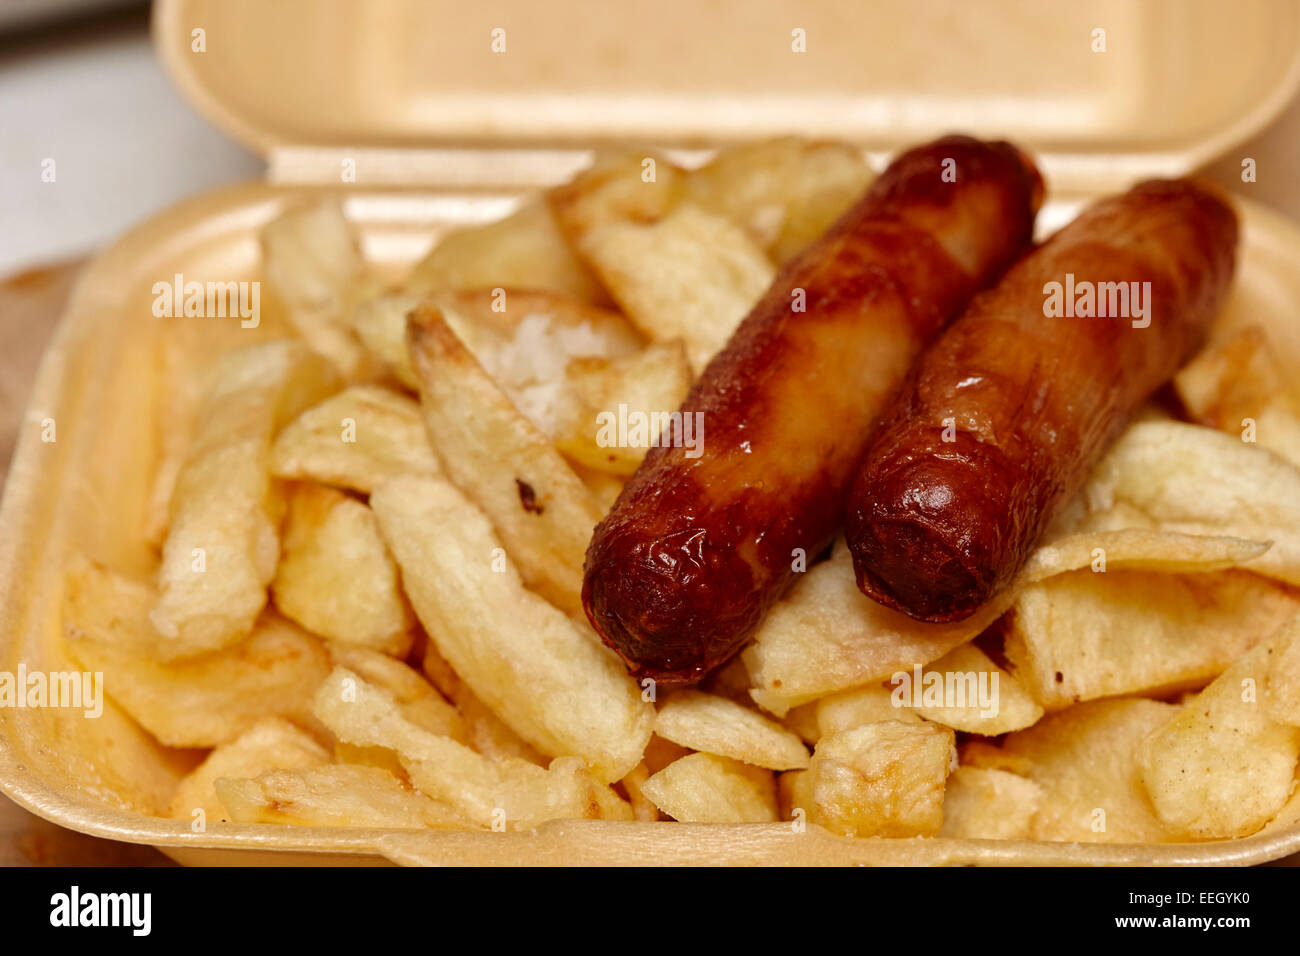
[216,764,469,829]
[314,668,631,827]
[1141,641,1300,839]
[1061,421,1300,587]
[654,690,810,770]
[898,642,1044,735]
[576,203,774,372]
[152,341,340,657]
[371,474,651,781]
[551,341,693,475]
[746,528,1274,716]
[262,201,374,377]
[406,198,608,304]
[964,698,1179,843]
[270,385,439,493]
[1175,325,1300,469]
[548,151,685,246]
[1266,614,1300,726]
[65,570,330,748]
[805,720,953,838]
[405,305,604,613]
[639,753,778,823]
[271,483,413,655]
[1007,569,1300,710]
[685,137,873,264]
[168,718,329,823]
[938,766,1043,841]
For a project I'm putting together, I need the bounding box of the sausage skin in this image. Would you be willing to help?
[846,178,1239,623]
[582,135,1044,683]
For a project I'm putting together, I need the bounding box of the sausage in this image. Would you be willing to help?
[582,135,1044,683]
[845,178,1239,623]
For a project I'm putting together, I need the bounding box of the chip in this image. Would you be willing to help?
[805,720,953,838]
[216,764,470,829]
[270,483,413,655]
[370,474,652,782]
[1140,641,1300,839]
[685,137,874,264]
[1007,569,1300,710]
[653,690,810,770]
[168,718,329,823]
[151,341,341,657]
[270,385,439,494]
[551,341,693,475]
[576,203,775,372]
[938,766,1043,841]
[261,200,375,377]
[639,753,778,823]
[405,305,604,614]
[65,571,330,748]
[406,197,608,304]
[963,698,1179,843]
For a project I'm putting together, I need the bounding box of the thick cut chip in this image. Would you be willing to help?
[371,475,652,781]
[746,529,1273,716]
[745,546,1014,715]
[405,305,604,613]
[152,341,340,657]
[938,766,1044,841]
[327,643,466,745]
[270,385,439,493]
[352,294,422,388]
[314,668,631,827]
[685,137,873,264]
[577,203,774,372]
[406,198,608,304]
[216,764,469,829]
[441,291,643,437]
[352,288,641,403]
[894,643,1044,735]
[549,151,686,248]
[1140,642,1300,839]
[262,200,374,377]
[1007,569,1299,710]
[168,718,329,823]
[620,763,660,821]
[1063,421,1300,587]
[639,753,778,823]
[806,720,954,838]
[420,640,545,764]
[1266,614,1300,726]
[65,571,330,748]
[551,341,694,475]
[271,483,413,655]
[654,691,810,770]
[963,698,1180,843]
[1175,325,1300,469]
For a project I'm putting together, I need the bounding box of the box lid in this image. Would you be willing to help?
[154,0,1300,193]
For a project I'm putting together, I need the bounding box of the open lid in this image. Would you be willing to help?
[155,0,1300,193]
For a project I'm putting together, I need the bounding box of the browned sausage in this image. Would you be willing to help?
[845,178,1239,623]
[582,135,1044,683]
